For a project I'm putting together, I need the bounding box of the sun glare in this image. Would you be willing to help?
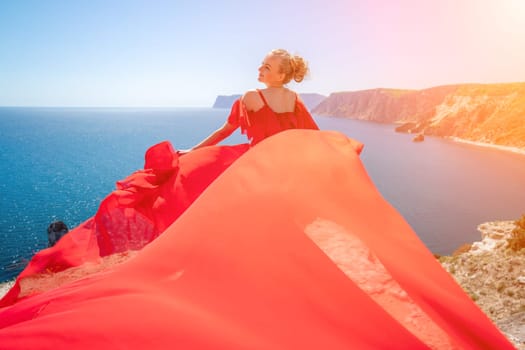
[501,0,525,27]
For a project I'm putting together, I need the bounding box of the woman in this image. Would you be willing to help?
[0,49,319,305]
[191,48,318,150]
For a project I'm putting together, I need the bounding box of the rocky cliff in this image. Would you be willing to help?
[313,83,525,151]
[439,218,525,349]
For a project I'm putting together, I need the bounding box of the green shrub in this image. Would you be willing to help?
[508,214,525,252]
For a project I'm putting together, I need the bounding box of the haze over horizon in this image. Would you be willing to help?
[1,0,524,107]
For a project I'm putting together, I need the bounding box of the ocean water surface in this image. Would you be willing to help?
[1,107,524,282]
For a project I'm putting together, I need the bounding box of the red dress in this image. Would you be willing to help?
[0,97,514,349]
[0,92,320,306]
[227,90,319,145]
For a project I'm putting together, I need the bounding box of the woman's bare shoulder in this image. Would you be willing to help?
[242,90,258,99]
[242,90,263,111]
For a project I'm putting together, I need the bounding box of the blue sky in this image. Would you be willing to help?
[1,0,524,107]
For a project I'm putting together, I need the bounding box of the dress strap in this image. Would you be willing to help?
[256,89,269,106]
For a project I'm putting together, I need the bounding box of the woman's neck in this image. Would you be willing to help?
[265,84,286,90]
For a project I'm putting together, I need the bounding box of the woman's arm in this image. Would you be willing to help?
[190,121,238,150]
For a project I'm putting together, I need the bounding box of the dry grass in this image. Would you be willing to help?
[508,214,525,252]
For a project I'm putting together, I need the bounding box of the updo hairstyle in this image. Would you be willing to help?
[270,49,309,84]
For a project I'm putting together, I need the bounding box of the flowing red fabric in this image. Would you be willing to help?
[0,97,318,306]
[0,130,514,349]
[0,142,249,306]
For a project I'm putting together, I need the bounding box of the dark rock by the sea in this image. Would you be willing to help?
[47,221,69,247]
[412,134,425,142]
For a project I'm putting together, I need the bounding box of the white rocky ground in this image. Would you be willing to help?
[440,220,525,349]
[0,280,14,300]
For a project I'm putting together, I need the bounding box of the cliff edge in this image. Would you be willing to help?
[313,83,525,152]
[439,217,525,349]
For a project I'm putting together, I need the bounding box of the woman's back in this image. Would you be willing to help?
[243,87,297,114]
[227,89,318,146]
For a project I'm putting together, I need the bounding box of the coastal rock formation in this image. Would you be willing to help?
[440,220,525,349]
[313,86,456,123]
[412,134,424,142]
[313,83,525,152]
[47,221,69,247]
[213,93,326,111]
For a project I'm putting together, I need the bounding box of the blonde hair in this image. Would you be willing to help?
[270,49,309,84]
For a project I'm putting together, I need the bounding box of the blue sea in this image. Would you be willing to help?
[1,107,525,282]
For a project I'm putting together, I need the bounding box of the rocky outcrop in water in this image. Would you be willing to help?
[412,134,424,142]
[47,221,69,247]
